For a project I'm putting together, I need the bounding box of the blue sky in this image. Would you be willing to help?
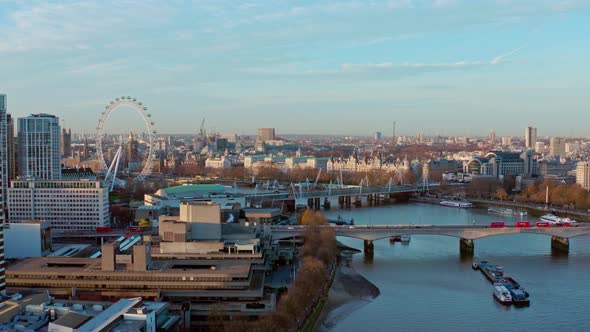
[0,0,589,136]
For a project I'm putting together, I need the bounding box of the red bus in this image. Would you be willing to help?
[490,221,505,228]
[128,226,143,233]
[515,221,531,228]
[535,222,550,228]
[96,227,112,233]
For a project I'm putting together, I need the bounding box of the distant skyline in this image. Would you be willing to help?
[1,1,589,136]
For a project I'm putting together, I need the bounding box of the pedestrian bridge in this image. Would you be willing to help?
[270,225,590,254]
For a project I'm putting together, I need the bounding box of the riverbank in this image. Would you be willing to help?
[411,196,590,222]
[315,251,380,331]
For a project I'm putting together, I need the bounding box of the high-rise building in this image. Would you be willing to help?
[0,94,8,293]
[257,128,275,142]
[17,113,61,180]
[373,131,382,141]
[61,128,72,158]
[490,129,496,143]
[525,126,537,150]
[501,137,512,146]
[7,114,16,182]
[549,137,565,157]
[535,141,545,153]
[577,162,590,190]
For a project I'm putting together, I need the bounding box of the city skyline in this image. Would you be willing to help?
[1,1,589,136]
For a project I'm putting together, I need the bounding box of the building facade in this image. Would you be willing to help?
[525,126,537,150]
[0,94,8,293]
[549,137,566,157]
[257,128,275,142]
[464,151,536,178]
[577,162,590,190]
[327,154,410,174]
[17,113,61,180]
[61,127,72,158]
[8,180,110,232]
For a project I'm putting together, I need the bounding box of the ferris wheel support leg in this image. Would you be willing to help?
[110,146,123,192]
[104,146,121,184]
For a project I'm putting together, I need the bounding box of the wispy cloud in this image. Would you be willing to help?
[341,45,526,72]
[490,44,527,65]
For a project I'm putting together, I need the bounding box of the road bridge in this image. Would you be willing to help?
[270,225,590,255]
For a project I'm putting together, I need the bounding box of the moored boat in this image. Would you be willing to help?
[493,283,513,305]
[478,261,504,283]
[440,200,473,208]
[502,277,530,306]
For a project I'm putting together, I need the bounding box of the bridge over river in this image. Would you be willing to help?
[270,225,590,255]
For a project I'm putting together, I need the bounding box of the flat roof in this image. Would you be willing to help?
[8,257,252,278]
[161,184,226,196]
[52,311,92,329]
[77,298,142,332]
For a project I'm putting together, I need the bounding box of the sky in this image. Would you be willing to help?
[0,0,589,137]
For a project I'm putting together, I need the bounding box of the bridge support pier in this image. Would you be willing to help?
[345,196,352,208]
[354,196,362,207]
[459,238,474,256]
[551,236,569,254]
[364,240,374,256]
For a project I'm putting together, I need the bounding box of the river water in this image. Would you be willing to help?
[321,202,590,332]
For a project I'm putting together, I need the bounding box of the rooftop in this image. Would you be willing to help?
[161,184,227,197]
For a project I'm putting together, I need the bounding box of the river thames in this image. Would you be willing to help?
[320,203,590,332]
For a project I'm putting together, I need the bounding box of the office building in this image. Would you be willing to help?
[257,128,275,141]
[17,113,61,180]
[489,129,496,143]
[0,94,7,293]
[549,137,566,157]
[8,180,110,232]
[61,127,72,158]
[525,126,537,150]
[535,141,545,153]
[577,162,590,190]
[464,150,536,178]
[7,114,15,182]
[501,137,512,146]
[373,131,382,141]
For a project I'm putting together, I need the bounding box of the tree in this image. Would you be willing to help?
[495,187,509,201]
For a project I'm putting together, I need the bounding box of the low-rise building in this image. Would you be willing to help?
[4,220,52,258]
[463,151,536,178]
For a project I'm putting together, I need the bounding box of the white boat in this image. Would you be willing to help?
[540,214,561,224]
[488,207,527,216]
[440,200,473,208]
[400,234,411,243]
[493,283,513,305]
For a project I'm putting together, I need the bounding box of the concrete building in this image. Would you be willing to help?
[205,155,232,169]
[373,131,382,141]
[535,141,545,153]
[61,128,72,158]
[4,220,52,258]
[501,137,512,146]
[8,180,110,232]
[0,94,7,293]
[577,161,590,190]
[537,160,578,177]
[257,128,275,142]
[525,126,537,150]
[144,184,245,211]
[17,113,61,180]
[464,151,536,178]
[550,137,566,157]
[566,142,581,154]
